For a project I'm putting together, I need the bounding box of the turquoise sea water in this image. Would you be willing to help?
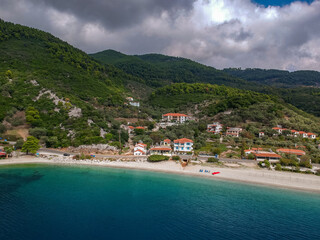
[0,164,319,240]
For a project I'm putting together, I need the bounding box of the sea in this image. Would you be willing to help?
[0,164,319,240]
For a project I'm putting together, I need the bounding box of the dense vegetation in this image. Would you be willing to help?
[0,19,139,147]
[92,50,320,117]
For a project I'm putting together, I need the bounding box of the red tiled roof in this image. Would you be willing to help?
[128,126,135,129]
[150,147,171,151]
[164,139,171,143]
[272,127,282,130]
[299,131,306,134]
[135,126,145,129]
[307,133,316,136]
[134,149,146,154]
[136,143,147,147]
[163,113,188,117]
[251,148,263,151]
[0,152,6,156]
[276,149,306,156]
[174,138,193,143]
[254,153,281,158]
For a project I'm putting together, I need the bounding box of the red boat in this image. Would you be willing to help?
[212,172,220,175]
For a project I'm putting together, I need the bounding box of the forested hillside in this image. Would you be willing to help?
[0,20,135,147]
[92,50,320,116]
[223,68,320,87]
[148,83,320,134]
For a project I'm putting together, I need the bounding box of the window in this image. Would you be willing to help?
[187,147,190,150]
[176,147,178,150]
[181,147,184,150]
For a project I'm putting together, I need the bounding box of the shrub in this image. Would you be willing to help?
[73,154,93,160]
[247,153,255,160]
[275,163,282,171]
[147,155,169,162]
[207,157,219,163]
[172,156,180,161]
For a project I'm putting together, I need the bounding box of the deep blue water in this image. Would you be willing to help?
[0,164,319,240]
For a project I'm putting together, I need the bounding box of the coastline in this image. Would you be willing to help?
[1,156,320,194]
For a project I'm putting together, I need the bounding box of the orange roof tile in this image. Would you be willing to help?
[276,149,306,156]
[150,147,171,151]
[254,153,281,158]
[164,139,171,143]
[163,113,188,117]
[135,126,145,129]
[174,138,193,143]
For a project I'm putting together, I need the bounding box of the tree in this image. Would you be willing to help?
[21,136,40,155]
[15,139,24,149]
[4,146,13,158]
[0,124,6,134]
[26,107,41,127]
[5,70,13,78]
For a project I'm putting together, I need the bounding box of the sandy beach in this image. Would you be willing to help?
[1,156,320,194]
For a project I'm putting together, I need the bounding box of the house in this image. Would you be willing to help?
[298,131,308,138]
[149,146,172,156]
[259,132,265,138]
[129,102,140,107]
[245,148,263,156]
[134,143,147,156]
[307,133,317,139]
[272,127,283,134]
[126,97,134,102]
[135,126,145,130]
[226,127,242,137]
[162,113,189,123]
[276,148,306,157]
[173,138,193,153]
[207,122,223,134]
[291,130,299,137]
[254,152,281,162]
[162,139,171,146]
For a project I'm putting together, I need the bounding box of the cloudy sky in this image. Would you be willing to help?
[0,0,319,71]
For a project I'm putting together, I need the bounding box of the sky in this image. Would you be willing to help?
[0,0,319,71]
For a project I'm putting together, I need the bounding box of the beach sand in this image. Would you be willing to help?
[1,156,320,193]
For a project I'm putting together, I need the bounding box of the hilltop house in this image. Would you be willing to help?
[162,113,189,123]
[161,139,171,146]
[207,122,223,134]
[134,143,147,156]
[273,127,317,139]
[254,152,281,162]
[173,138,193,153]
[149,146,172,156]
[226,127,242,137]
[126,97,140,107]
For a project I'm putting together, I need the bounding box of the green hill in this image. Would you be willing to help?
[149,83,320,134]
[223,68,320,87]
[91,50,320,117]
[90,50,253,89]
[0,20,134,147]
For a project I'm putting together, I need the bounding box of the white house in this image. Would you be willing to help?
[149,146,172,156]
[162,113,189,123]
[207,122,223,134]
[129,102,140,107]
[259,132,265,138]
[173,138,193,153]
[254,152,281,162]
[226,128,242,137]
[134,143,147,156]
[307,133,317,139]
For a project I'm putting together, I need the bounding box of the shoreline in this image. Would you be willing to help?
[1,156,320,194]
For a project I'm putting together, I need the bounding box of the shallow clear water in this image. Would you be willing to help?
[0,164,319,240]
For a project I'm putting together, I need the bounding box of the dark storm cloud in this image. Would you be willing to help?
[1,0,320,70]
[27,0,196,30]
